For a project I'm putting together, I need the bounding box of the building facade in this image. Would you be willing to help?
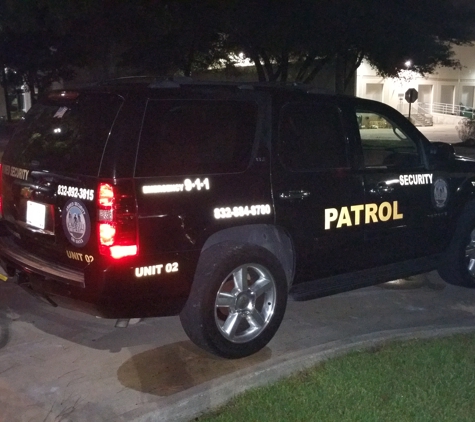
[356,44,475,124]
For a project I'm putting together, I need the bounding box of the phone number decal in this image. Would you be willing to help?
[57,185,94,201]
[214,204,272,219]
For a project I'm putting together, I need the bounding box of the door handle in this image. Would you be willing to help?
[370,183,394,195]
[279,190,311,200]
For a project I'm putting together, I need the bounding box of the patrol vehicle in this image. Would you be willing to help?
[1,80,474,358]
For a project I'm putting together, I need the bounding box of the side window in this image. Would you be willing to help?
[136,100,258,177]
[357,110,422,169]
[279,103,348,171]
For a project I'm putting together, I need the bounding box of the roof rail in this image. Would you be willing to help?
[99,76,158,86]
[148,76,194,89]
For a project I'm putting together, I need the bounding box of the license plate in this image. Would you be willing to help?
[26,201,46,230]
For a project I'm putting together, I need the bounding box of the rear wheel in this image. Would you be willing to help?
[438,203,475,288]
[180,244,288,358]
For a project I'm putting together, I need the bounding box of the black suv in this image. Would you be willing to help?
[1,81,474,358]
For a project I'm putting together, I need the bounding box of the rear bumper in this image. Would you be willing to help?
[0,231,193,318]
[0,234,84,287]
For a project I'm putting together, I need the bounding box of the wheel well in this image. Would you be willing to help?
[201,224,295,288]
[451,198,475,229]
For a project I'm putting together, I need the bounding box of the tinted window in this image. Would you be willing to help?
[357,110,422,168]
[4,93,123,176]
[136,100,258,177]
[278,103,348,171]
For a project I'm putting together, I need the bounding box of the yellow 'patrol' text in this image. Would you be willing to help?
[325,201,403,230]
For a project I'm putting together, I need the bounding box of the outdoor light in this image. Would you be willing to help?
[405,60,412,68]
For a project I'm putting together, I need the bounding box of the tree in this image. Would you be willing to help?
[1,0,474,101]
[219,0,475,93]
[118,1,230,77]
[0,0,91,110]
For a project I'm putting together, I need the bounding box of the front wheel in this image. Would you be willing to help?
[438,204,475,288]
[180,244,288,358]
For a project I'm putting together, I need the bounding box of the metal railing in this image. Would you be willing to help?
[419,102,474,119]
[398,103,433,126]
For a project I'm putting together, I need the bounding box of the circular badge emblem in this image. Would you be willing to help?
[432,178,449,209]
[62,199,91,247]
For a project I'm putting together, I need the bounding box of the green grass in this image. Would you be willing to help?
[198,333,475,422]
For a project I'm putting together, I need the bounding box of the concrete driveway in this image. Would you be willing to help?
[1,273,475,421]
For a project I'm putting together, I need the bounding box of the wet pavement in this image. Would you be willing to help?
[418,123,461,144]
[1,123,475,421]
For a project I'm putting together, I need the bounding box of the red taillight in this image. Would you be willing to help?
[98,183,114,207]
[97,181,138,259]
[48,90,80,101]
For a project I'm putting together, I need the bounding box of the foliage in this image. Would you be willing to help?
[220,0,475,92]
[120,1,235,77]
[0,0,93,104]
[0,0,474,95]
[456,118,475,143]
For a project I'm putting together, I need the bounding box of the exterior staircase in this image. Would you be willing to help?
[409,113,433,127]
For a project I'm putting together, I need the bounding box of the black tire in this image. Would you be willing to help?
[438,203,475,287]
[180,243,288,359]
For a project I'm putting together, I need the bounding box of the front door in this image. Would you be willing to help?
[354,104,441,264]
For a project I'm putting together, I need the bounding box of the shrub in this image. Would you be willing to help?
[456,118,475,144]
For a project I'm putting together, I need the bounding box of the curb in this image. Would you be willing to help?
[122,324,475,422]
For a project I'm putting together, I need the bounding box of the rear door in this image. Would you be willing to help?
[134,92,273,260]
[272,100,366,281]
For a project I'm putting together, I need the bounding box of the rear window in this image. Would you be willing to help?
[135,100,258,177]
[3,93,123,176]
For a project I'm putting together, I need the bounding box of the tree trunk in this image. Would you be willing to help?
[280,51,289,82]
[303,56,331,84]
[249,51,266,81]
[1,65,12,122]
[344,52,364,93]
[335,51,363,95]
[260,50,275,81]
[295,54,316,82]
[335,53,346,94]
[183,39,196,77]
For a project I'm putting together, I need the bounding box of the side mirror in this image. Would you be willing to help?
[429,142,455,168]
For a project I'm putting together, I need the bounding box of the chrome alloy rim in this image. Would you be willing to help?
[214,263,277,343]
[465,229,475,277]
